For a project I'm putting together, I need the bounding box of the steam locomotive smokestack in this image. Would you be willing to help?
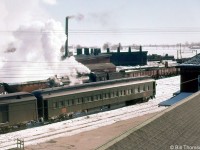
[65,17,69,57]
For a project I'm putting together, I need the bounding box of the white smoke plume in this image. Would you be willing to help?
[0,0,90,84]
[42,0,58,5]
[68,13,85,21]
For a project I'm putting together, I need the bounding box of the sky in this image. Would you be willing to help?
[1,0,200,47]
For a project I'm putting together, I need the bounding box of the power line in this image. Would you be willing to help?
[1,28,200,34]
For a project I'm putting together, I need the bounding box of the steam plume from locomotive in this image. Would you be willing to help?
[0,20,90,83]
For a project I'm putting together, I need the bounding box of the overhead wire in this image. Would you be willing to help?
[1,28,200,35]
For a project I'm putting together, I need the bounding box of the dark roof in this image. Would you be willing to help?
[179,53,200,67]
[96,91,200,150]
[158,92,193,106]
[0,92,36,104]
[75,54,112,60]
[86,63,116,72]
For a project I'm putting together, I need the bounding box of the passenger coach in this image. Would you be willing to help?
[0,92,37,126]
[32,76,156,120]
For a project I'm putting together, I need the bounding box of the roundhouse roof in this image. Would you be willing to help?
[178,53,200,67]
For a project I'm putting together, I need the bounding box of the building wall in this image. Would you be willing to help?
[76,56,111,65]
[109,52,148,66]
[180,67,200,92]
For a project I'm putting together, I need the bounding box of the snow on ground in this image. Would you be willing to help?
[0,76,180,150]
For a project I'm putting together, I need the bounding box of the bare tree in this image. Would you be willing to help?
[103,42,111,50]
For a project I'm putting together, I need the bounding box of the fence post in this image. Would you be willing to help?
[17,138,24,150]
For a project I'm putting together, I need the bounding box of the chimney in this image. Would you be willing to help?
[98,48,101,54]
[91,48,94,54]
[107,48,110,53]
[84,48,89,55]
[117,43,121,53]
[139,45,142,52]
[65,17,69,57]
[77,48,82,55]
[94,49,98,55]
[128,46,131,52]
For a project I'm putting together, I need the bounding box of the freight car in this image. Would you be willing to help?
[0,76,155,132]
[90,66,180,82]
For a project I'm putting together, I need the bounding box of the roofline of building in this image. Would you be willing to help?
[96,91,200,150]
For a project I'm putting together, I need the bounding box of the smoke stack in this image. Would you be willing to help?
[65,17,69,57]
[84,48,89,55]
[91,48,94,54]
[139,45,142,52]
[107,48,110,53]
[128,46,131,52]
[77,48,82,55]
[117,43,121,53]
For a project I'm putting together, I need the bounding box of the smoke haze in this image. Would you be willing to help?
[0,0,90,83]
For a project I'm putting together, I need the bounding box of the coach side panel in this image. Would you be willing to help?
[46,81,155,119]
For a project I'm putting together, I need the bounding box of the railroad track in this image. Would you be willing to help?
[0,102,165,150]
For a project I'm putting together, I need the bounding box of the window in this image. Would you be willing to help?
[106,93,110,98]
[135,87,138,93]
[53,102,57,109]
[84,97,88,103]
[103,93,106,99]
[72,99,75,105]
[118,91,121,97]
[128,89,133,94]
[98,95,101,100]
[138,87,140,93]
[121,90,123,96]
[94,95,97,101]
[103,93,110,99]
[77,98,82,104]
[131,89,134,94]
[61,101,64,107]
[147,85,150,91]
[88,97,92,102]
[143,85,146,91]
[114,91,118,97]
[93,95,101,101]
[67,100,72,106]
[110,92,114,98]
